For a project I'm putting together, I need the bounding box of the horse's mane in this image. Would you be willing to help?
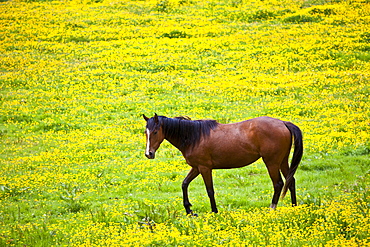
[160,116,219,148]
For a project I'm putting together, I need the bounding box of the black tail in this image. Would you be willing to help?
[282,121,303,199]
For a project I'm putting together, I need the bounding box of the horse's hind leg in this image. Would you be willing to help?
[281,155,297,206]
[269,170,284,209]
[264,158,284,209]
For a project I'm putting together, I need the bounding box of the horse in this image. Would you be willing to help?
[143,113,303,215]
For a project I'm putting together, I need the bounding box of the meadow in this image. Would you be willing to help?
[0,0,369,245]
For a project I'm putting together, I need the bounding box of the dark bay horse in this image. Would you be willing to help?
[143,114,303,215]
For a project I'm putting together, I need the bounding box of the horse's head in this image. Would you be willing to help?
[143,113,165,159]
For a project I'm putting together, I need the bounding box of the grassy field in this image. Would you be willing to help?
[1,0,370,246]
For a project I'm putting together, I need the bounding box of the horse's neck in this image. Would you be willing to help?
[163,125,189,154]
[165,136,185,152]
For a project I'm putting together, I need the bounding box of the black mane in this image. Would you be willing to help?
[159,116,219,148]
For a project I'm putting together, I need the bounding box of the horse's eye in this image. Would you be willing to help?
[153,131,158,135]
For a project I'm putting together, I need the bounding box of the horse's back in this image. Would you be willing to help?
[197,117,292,168]
[221,116,289,140]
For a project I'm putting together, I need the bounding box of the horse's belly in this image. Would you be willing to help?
[211,150,260,169]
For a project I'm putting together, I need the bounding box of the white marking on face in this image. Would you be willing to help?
[145,128,150,156]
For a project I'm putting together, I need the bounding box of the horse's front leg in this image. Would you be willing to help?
[182,167,200,215]
[199,166,218,213]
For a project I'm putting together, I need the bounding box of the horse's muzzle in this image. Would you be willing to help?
[145,151,155,159]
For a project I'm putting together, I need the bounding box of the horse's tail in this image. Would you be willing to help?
[281,121,303,199]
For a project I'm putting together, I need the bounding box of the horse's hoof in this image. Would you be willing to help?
[187,211,198,217]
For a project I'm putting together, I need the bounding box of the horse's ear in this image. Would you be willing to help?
[154,113,159,124]
[143,114,149,121]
